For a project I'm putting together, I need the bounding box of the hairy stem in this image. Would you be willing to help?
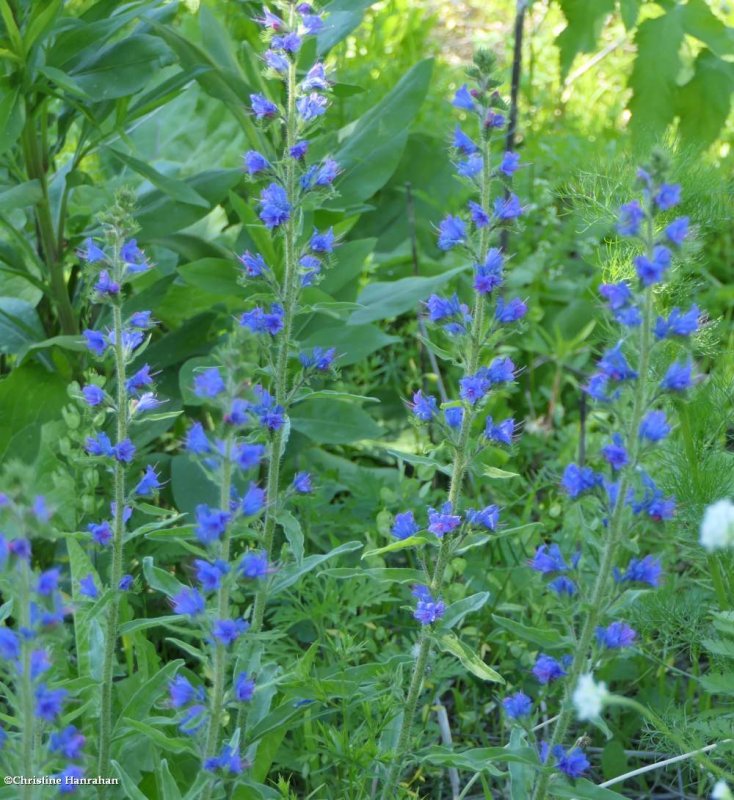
[97,237,127,797]
[381,125,494,799]
[531,256,656,800]
[251,33,300,637]
[19,561,34,800]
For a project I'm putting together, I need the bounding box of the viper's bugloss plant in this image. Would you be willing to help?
[74,198,164,792]
[0,480,86,796]
[525,155,703,798]
[380,50,526,796]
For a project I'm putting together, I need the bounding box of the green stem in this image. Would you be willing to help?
[97,236,128,797]
[532,242,656,800]
[251,30,300,637]
[21,105,76,335]
[19,561,34,800]
[202,440,234,800]
[381,123,494,800]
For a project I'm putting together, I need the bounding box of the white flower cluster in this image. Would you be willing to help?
[700,499,734,553]
[572,674,609,721]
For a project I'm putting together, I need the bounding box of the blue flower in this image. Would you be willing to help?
[665,216,689,246]
[654,305,699,339]
[186,422,211,455]
[126,364,154,393]
[532,654,566,684]
[457,153,483,178]
[259,183,291,229]
[178,703,207,736]
[553,745,589,778]
[660,360,693,392]
[94,270,120,296]
[474,248,503,293]
[118,575,133,591]
[204,744,243,774]
[297,93,328,121]
[503,691,532,719]
[468,200,489,228]
[302,63,329,91]
[310,227,335,253]
[244,150,270,175]
[437,215,466,250]
[129,310,154,329]
[444,407,464,429]
[239,251,268,279]
[634,245,671,286]
[35,685,67,721]
[599,281,632,311]
[484,415,514,445]
[499,151,520,176]
[194,559,229,592]
[639,410,670,442]
[410,390,438,421]
[487,356,516,383]
[301,13,324,35]
[601,433,628,470]
[484,110,506,128]
[58,765,86,793]
[239,550,269,579]
[234,443,265,470]
[427,503,461,537]
[241,483,266,516]
[195,505,230,544]
[194,368,225,399]
[113,439,136,463]
[85,432,113,457]
[529,544,568,574]
[79,574,99,599]
[617,200,645,236]
[135,465,161,496]
[290,140,309,159]
[587,372,615,401]
[598,343,637,381]
[80,237,106,263]
[292,472,313,494]
[212,618,249,646]
[549,576,577,596]
[459,372,490,404]
[121,239,148,273]
[616,555,662,587]
[234,672,256,702]
[49,725,85,759]
[453,125,477,154]
[169,675,197,708]
[629,473,676,521]
[467,504,499,530]
[240,303,285,335]
[494,193,522,220]
[250,93,278,120]
[654,183,681,211]
[88,521,112,546]
[172,588,206,617]
[256,9,284,30]
[426,293,462,322]
[315,158,340,186]
[412,585,446,625]
[0,628,20,660]
[37,568,61,596]
[299,347,336,370]
[495,297,527,323]
[251,386,285,430]
[561,463,602,498]
[83,329,107,357]
[264,49,289,73]
[272,32,302,53]
[392,511,419,540]
[596,621,636,649]
[452,84,475,111]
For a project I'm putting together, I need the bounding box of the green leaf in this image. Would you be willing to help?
[300,323,399,367]
[111,762,148,800]
[676,49,734,148]
[290,399,381,444]
[435,632,504,683]
[105,147,209,207]
[0,88,25,156]
[0,297,45,355]
[555,0,615,77]
[362,535,435,559]
[419,744,537,771]
[277,511,304,565]
[317,0,375,54]
[177,258,240,297]
[159,759,184,800]
[492,615,570,650]
[549,779,626,799]
[171,455,219,515]
[327,566,425,584]
[318,239,375,298]
[142,556,187,599]
[119,718,192,755]
[680,0,734,57]
[348,266,466,325]
[628,9,685,142]
[113,659,184,736]
[330,59,433,209]
[508,728,535,800]
[70,34,171,101]
[0,180,42,212]
[484,466,521,480]
[618,0,640,30]
[439,592,490,630]
[270,541,362,595]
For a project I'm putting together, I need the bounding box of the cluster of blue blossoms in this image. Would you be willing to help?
[388,52,525,626]
[0,492,86,791]
[500,162,694,781]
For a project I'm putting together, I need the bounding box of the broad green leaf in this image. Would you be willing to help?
[628,9,685,142]
[0,180,42,212]
[330,59,433,208]
[681,0,734,57]
[70,34,171,101]
[119,718,192,755]
[362,535,435,559]
[317,0,375,54]
[177,257,241,297]
[171,455,219,515]
[270,541,362,595]
[142,556,187,598]
[484,466,521,480]
[348,266,466,325]
[549,779,626,799]
[113,659,184,736]
[290,399,382,444]
[0,297,45,355]
[435,632,504,683]
[492,615,570,650]
[439,592,491,630]
[318,238,376,298]
[159,759,184,800]
[300,323,399,367]
[509,728,535,800]
[676,49,734,148]
[293,390,379,405]
[111,762,148,800]
[326,566,424,583]
[0,88,25,155]
[555,0,615,77]
[618,0,640,30]
[277,511,304,565]
[419,744,537,771]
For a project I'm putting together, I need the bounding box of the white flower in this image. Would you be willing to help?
[712,781,733,800]
[700,499,734,553]
[572,674,608,721]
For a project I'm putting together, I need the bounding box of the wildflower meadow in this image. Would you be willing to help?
[0,1,733,798]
